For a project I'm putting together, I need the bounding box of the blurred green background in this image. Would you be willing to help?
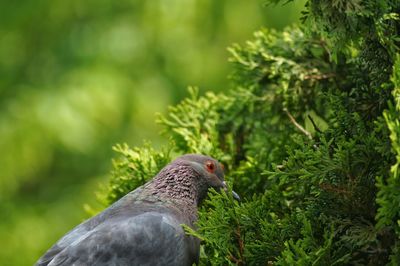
[0,0,305,265]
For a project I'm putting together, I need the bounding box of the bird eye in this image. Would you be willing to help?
[205,161,215,173]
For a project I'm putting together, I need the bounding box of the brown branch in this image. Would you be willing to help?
[319,183,351,196]
[304,73,336,80]
[227,223,245,265]
[228,254,242,265]
[236,226,244,262]
[284,108,313,140]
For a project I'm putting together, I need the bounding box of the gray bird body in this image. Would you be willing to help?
[36,154,231,266]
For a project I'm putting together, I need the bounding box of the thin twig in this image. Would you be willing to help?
[283,108,313,140]
[228,254,242,265]
[307,114,323,133]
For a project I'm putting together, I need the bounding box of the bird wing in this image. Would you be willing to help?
[35,188,144,266]
[43,211,199,266]
[36,187,199,266]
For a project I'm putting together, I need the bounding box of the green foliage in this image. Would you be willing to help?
[157,87,230,160]
[375,55,400,263]
[300,0,399,61]
[107,143,172,204]
[106,0,400,265]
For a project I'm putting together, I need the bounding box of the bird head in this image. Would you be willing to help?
[177,154,240,201]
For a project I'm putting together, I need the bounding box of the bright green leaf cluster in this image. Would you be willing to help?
[107,143,172,204]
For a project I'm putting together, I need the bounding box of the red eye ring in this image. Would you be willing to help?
[205,161,215,173]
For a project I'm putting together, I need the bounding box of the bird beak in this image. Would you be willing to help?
[222,181,241,201]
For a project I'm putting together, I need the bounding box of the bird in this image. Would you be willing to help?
[35,154,240,266]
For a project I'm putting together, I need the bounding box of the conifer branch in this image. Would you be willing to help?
[106,2,400,263]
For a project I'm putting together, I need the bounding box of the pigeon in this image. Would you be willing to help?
[35,154,240,266]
